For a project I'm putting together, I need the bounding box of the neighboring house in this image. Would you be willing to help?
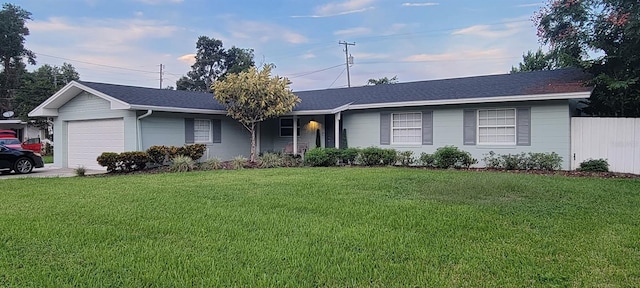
[29,68,592,170]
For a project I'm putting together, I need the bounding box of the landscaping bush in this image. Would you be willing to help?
[359,147,397,166]
[280,154,303,167]
[419,152,435,167]
[231,155,248,170]
[169,155,195,172]
[74,166,87,177]
[578,158,609,172]
[305,148,340,167]
[339,148,359,165]
[147,145,168,165]
[396,151,415,166]
[432,146,477,169]
[118,151,149,172]
[146,144,207,165]
[482,151,563,171]
[200,158,222,170]
[258,152,283,168]
[97,152,120,172]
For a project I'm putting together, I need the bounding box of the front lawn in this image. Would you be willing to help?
[1,168,638,286]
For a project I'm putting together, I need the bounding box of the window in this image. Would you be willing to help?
[194,119,212,142]
[391,112,422,144]
[280,118,301,137]
[477,109,516,144]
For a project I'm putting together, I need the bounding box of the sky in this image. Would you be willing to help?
[12,0,547,92]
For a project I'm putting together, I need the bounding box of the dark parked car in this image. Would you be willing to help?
[0,145,45,174]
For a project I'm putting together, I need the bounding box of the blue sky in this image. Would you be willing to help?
[13,0,546,91]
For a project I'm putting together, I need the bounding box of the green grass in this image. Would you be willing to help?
[42,154,53,164]
[1,168,639,287]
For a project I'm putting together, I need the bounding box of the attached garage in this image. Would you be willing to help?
[67,118,125,169]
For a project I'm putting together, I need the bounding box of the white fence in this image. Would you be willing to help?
[571,117,640,174]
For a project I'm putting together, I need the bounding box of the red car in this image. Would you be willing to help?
[0,130,42,153]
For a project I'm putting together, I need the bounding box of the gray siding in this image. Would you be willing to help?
[54,92,136,168]
[342,100,572,169]
[139,112,251,160]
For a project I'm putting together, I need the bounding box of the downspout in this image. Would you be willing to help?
[136,110,153,150]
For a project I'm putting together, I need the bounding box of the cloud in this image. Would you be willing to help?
[227,21,308,44]
[302,53,316,59]
[401,2,439,7]
[29,17,180,53]
[517,3,543,8]
[403,49,506,62]
[135,0,183,4]
[292,0,375,18]
[334,27,372,36]
[353,53,389,60]
[451,23,523,38]
[177,54,196,65]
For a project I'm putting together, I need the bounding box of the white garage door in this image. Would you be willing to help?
[67,118,124,170]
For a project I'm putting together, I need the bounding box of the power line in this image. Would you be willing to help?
[286,64,344,79]
[328,68,347,89]
[34,52,159,74]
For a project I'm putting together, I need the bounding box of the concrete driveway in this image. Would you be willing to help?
[0,164,107,179]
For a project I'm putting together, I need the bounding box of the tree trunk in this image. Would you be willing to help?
[250,122,256,162]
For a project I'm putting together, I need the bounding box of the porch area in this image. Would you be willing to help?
[258,114,342,156]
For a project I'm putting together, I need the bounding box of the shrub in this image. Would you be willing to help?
[258,152,283,168]
[169,155,195,172]
[419,152,435,167]
[181,144,207,161]
[359,147,397,166]
[432,146,477,169]
[578,158,609,172]
[147,145,168,165]
[231,155,248,170]
[339,148,359,165]
[118,151,149,172]
[305,148,340,167]
[281,154,303,167]
[97,152,120,172]
[396,151,415,167]
[74,166,87,177]
[200,158,222,170]
[482,151,563,171]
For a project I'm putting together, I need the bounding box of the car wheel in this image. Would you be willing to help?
[14,158,34,174]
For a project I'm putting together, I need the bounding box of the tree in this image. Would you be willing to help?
[367,76,398,85]
[0,3,36,112]
[13,63,80,120]
[176,36,255,92]
[535,0,640,116]
[510,48,572,73]
[212,64,300,162]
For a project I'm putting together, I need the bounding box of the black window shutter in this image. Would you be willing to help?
[185,118,194,144]
[212,119,222,143]
[380,113,391,145]
[422,111,433,145]
[463,109,477,145]
[516,108,531,146]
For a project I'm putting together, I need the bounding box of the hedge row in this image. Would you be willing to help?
[97,144,207,172]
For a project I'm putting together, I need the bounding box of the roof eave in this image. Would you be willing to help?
[129,105,228,115]
[28,81,132,117]
[346,91,592,110]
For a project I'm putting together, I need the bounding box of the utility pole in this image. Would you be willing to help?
[159,64,164,89]
[339,41,355,87]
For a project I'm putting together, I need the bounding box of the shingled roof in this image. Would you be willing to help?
[30,68,592,117]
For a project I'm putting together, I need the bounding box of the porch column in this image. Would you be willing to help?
[334,112,341,149]
[293,115,298,155]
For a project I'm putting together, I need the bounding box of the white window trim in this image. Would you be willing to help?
[194,119,212,143]
[391,112,422,145]
[476,108,517,145]
[279,117,301,138]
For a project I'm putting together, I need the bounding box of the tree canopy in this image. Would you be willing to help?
[212,64,300,161]
[535,0,640,116]
[510,49,572,73]
[14,63,79,120]
[367,76,398,85]
[0,3,35,112]
[176,36,255,92]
